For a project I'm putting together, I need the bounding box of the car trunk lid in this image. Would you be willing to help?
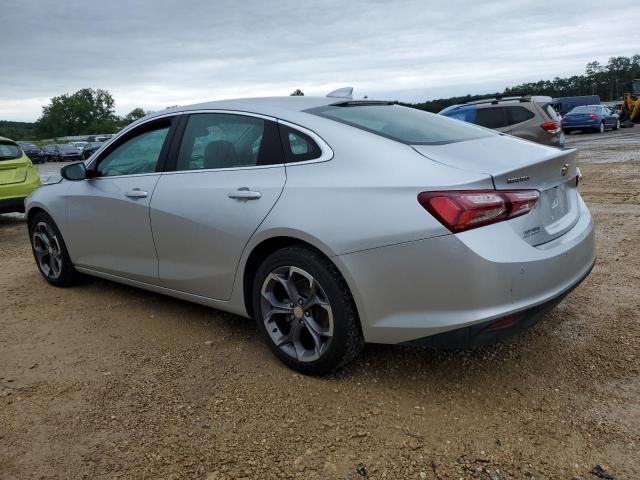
[412,135,580,246]
[564,112,589,122]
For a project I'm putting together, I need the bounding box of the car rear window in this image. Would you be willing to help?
[0,142,22,160]
[307,104,491,145]
[569,106,597,113]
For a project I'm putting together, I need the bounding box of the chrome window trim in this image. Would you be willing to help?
[160,164,284,177]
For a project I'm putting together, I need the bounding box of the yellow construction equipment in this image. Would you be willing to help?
[620,94,640,122]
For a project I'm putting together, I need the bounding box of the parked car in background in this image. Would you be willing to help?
[81,141,104,159]
[25,95,595,374]
[16,142,46,164]
[439,96,564,147]
[552,95,601,116]
[0,136,41,214]
[42,144,62,162]
[562,105,620,133]
[42,144,84,162]
[69,141,88,152]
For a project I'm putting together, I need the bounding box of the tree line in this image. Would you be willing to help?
[411,54,640,113]
[1,89,147,141]
[1,54,638,140]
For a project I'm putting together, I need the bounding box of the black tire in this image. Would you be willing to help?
[252,246,364,375]
[29,211,82,287]
[563,128,572,134]
[614,119,620,130]
[596,121,605,133]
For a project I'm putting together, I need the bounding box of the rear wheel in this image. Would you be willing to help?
[614,119,620,130]
[597,121,605,133]
[29,212,81,287]
[252,246,364,375]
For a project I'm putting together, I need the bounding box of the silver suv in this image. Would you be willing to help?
[439,96,565,147]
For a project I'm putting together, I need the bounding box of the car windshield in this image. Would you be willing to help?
[308,103,492,145]
[19,143,38,149]
[0,142,22,160]
[569,106,597,113]
[59,145,77,152]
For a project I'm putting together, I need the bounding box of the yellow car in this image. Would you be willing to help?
[0,136,41,214]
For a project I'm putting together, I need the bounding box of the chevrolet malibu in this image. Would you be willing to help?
[25,93,595,375]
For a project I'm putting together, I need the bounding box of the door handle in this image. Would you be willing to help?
[228,187,261,200]
[125,189,148,199]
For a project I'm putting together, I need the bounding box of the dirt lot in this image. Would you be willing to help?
[1,129,639,480]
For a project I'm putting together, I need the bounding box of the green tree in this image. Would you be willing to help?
[36,88,118,138]
[124,107,147,123]
[290,89,304,96]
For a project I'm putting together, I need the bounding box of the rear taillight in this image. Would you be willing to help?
[540,121,561,134]
[587,113,596,120]
[417,190,539,233]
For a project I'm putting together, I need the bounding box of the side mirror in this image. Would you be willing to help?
[60,162,88,181]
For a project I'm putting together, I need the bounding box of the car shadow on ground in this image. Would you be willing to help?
[70,274,544,387]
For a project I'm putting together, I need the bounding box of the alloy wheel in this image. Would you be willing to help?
[260,265,334,362]
[32,222,63,280]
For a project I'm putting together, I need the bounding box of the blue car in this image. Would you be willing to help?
[562,105,620,133]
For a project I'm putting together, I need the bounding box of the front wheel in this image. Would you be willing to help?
[252,246,364,375]
[29,212,82,287]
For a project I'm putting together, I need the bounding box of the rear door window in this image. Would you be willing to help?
[505,106,535,125]
[474,107,508,129]
[174,113,283,171]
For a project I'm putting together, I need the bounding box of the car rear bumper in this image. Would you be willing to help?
[337,194,595,345]
[563,120,600,129]
[401,259,593,349]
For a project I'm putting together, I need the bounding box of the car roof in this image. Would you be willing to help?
[144,96,341,123]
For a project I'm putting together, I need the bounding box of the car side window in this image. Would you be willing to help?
[505,106,535,126]
[97,124,170,177]
[444,107,476,123]
[474,107,508,129]
[176,113,283,171]
[278,125,321,162]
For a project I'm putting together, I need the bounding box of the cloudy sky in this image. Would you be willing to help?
[2,0,639,122]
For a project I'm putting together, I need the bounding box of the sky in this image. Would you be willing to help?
[1,0,639,122]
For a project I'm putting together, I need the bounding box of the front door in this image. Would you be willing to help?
[65,117,176,283]
[150,112,286,300]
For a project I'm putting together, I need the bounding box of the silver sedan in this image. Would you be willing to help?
[25,92,595,375]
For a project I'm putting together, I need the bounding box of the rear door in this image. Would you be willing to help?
[150,112,286,300]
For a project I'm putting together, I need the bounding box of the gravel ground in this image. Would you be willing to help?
[1,129,638,480]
